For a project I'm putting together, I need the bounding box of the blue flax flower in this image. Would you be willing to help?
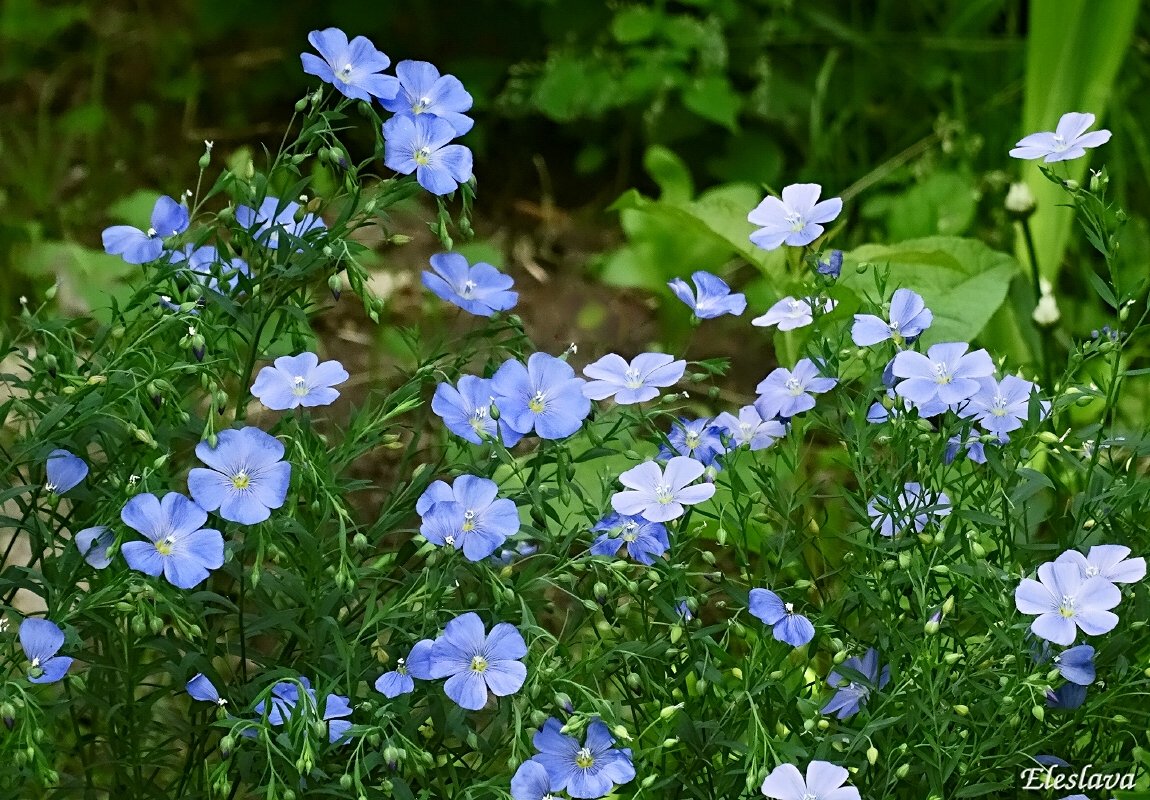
[19,618,73,684]
[867,482,950,538]
[236,197,326,250]
[1055,544,1145,584]
[75,526,114,569]
[611,457,716,523]
[581,352,686,405]
[382,60,474,136]
[590,513,670,565]
[754,358,837,421]
[1015,561,1120,645]
[531,717,635,799]
[511,760,556,800]
[749,588,815,647]
[46,449,88,495]
[417,475,520,561]
[713,406,786,451]
[961,375,1039,437]
[1046,683,1087,710]
[423,252,517,316]
[491,353,591,440]
[168,245,249,294]
[188,427,292,525]
[891,342,995,417]
[432,374,523,447]
[821,648,890,719]
[1053,644,1095,686]
[658,418,726,467]
[761,760,860,800]
[667,271,746,319]
[375,664,414,699]
[121,492,224,589]
[944,432,991,465]
[428,612,527,711]
[851,288,932,347]
[102,195,189,264]
[748,183,843,251]
[1010,112,1111,163]
[753,296,835,331]
[383,115,473,195]
[301,28,398,102]
[256,676,353,744]
[251,352,349,410]
[816,249,843,278]
[187,673,228,707]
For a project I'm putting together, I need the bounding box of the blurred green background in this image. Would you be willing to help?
[1,0,1146,344]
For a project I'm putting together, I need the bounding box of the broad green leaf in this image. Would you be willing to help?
[885,170,977,241]
[612,6,660,43]
[681,74,742,131]
[643,145,694,204]
[841,236,1019,345]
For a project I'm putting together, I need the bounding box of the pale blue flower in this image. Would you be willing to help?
[1010,112,1111,163]
[748,184,842,251]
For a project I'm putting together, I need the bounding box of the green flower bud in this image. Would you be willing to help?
[895,764,910,779]
[867,746,878,765]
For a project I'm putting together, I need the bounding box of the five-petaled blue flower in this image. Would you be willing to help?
[491,353,591,440]
[383,115,473,196]
[188,427,292,525]
[748,183,843,251]
[423,252,517,316]
[381,60,474,136]
[187,673,228,707]
[816,249,843,278]
[851,288,933,347]
[1010,112,1112,163]
[611,456,716,523]
[581,352,686,405]
[867,482,950,538]
[168,245,250,295]
[960,375,1042,437]
[251,352,349,411]
[761,760,860,800]
[427,612,527,711]
[531,717,635,799]
[749,588,815,647]
[1015,561,1121,646]
[754,358,837,421]
[417,475,520,561]
[1052,644,1096,686]
[46,449,88,495]
[1055,544,1146,585]
[753,296,835,331]
[432,374,523,447]
[102,195,189,264]
[374,650,418,698]
[236,197,326,250]
[255,676,353,744]
[75,526,114,569]
[510,760,555,800]
[657,417,726,467]
[121,492,225,589]
[301,28,399,103]
[891,342,995,418]
[821,648,890,719]
[667,271,746,319]
[19,618,73,684]
[590,512,670,566]
[713,405,786,451]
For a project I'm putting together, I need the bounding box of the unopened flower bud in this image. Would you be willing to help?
[1004,182,1036,218]
[895,764,910,779]
[867,746,878,765]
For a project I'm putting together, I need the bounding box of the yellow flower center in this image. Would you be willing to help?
[470,655,488,673]
[155,535,177,556]
[232,471,251,490]
[414,146,432,166]
[575,747,595,769]
[529,391,546,414]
